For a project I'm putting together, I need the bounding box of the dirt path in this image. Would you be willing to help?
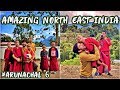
[0,60,119,79]
[31,60,60,79]
[60,65,120,79]
[0,60,60,79]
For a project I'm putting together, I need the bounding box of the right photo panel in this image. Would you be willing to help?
[60,11,120,79]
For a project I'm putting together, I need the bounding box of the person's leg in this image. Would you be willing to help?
[94,67,100,76]
[101,62,108,74]
[97,60,108,74]
[49,57,58,74]
[94,60,103,76]
[103,51,112,76]
[33,61,38,71]
[107,54,112,76]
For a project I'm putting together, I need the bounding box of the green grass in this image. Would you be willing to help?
[61,55,80,65]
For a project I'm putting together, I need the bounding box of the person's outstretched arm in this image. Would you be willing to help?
[80,45,100,61]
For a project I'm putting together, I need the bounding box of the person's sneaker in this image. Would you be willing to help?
[95,72,99,76]
[108,73,113,76]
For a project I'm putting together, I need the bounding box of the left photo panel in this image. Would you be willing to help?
[0,11,60,79]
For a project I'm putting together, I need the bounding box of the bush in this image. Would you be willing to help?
[61,55,80,65]
[110,40,120,60]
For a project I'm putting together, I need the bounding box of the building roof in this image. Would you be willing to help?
[0,42,15,45]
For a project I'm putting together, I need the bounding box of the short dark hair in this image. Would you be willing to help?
[78,41,85,45]
[22,39,27,43]
[90,34,95,37]
[7,41,11,43]
[14,40,19,43]
[78,42,86,51]
[102,31,107,33]
[42,45,46,48]
[51,41,56,44]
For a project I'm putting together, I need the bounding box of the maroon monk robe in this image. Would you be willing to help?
[22,48,33,72]
[4,48,12,71]
[12,47,22,72]
[84,37,100,67]
[99,38,111,74]
[49,47,59,71]
[9,63,14,72]
[40,50,49,71]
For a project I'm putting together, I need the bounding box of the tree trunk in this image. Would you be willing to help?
[55,23,58,46]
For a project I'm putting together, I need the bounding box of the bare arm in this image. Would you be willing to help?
[80,45,100,61]
[12,54,20,62]
[4,49,7,60]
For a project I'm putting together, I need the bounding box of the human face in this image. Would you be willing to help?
[22,42,27,47]
[7,42,11,48]
[78,43,86,50]
[102,32,106,38]
[15,41,19,47]
[27,44,31,50]
[77,35,83,43]
[42,47,46,50]
[29,37,32,43]
[51,42,56,47]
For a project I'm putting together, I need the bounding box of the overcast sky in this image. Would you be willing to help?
[60,11,120,16]
[60,11,120,24]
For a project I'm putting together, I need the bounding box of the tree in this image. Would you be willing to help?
[13,24,34,42]
[11,11,60,46]
[111,40,120,60]
[55,23,59,45]
[61,23,68,33]
[1,34,14,42]
[55,12,60,46]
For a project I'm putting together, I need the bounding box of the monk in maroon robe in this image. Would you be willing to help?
[99,32,112,76]
[73,35,108,76]
[28,37,38,71]
[12,40,22,72]
[84,35,100,68]
[49,41,59,74]
[26,43,34,72]
[4,42,13,71]
[40,45,49,72]
[22,41,34,72]
[74,35,100,67]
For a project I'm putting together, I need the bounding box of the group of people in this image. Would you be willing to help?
[3,37,59,74]
[40,42,59,74]
[3,31,112,78]
[73,31,112,78]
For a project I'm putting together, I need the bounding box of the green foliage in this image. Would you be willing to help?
[1,35,14,42]
[11,11,60,46]
[35,41,44,47]
[61,55,80,65]
[60,42,74,61]
[110,40,120,60]
[13,24,34,42]
[112,35,120,40]
[61,23,119,63]
[95,33,101,40]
